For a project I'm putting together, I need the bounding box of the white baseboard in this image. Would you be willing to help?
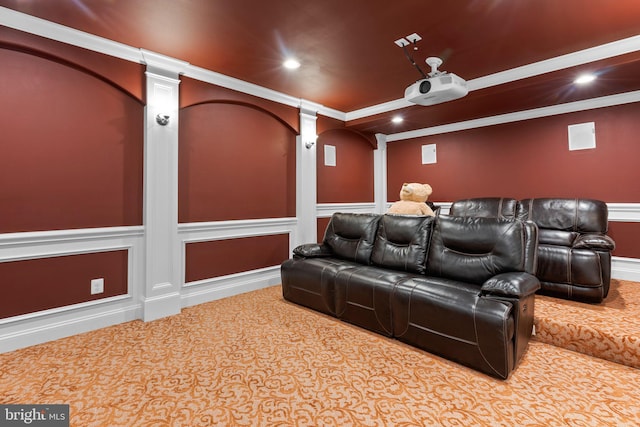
[141,291,182,321]
[0,268,281,354]
[0,300,140,354]
[181,266,281,308]
[612,256,640,282]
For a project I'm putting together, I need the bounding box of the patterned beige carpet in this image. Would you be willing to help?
[1,284,640,426]
[534,279,640,368]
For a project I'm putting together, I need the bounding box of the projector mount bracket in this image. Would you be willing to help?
[394,33,446,79]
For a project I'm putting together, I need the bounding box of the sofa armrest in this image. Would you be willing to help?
[573,233,616,251]
[293,243,334,259]
[481,273,540,298]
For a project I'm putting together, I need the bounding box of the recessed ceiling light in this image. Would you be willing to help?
[574,73,596,85]
[392,116,404,123]
[283,58,301,70]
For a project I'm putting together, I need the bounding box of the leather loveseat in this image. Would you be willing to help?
[450,197,616,303]
[281,212,540,379]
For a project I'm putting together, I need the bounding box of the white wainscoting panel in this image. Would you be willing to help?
[178,218,296,308]
[0,226,144,353]
[316,203,378,218]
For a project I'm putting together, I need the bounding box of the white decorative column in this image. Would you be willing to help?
[295,103,319,247]
[374,133,388,214]
[141,50,189,321]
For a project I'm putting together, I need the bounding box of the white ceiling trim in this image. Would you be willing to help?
[386,90,640,142]
[0,6,142,63]
[346,34,640,121]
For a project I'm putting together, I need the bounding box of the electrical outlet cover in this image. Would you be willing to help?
[91,278,104,295]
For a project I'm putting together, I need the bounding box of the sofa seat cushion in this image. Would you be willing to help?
[334,265,418,336]
[323,213,381,264]
[391,277,515,379]
[281,257,361,316]
[371,214,435,274]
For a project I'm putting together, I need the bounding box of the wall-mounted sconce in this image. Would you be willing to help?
[156,114,170,126]
[302,134,317,149]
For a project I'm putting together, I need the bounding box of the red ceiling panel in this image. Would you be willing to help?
[2,0,640,133]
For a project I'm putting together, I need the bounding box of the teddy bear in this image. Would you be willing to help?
[387,183,435,216]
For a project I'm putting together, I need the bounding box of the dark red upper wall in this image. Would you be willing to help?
[387,103,640,203]
[178,77,297,222]
[180,77,299,132]
[1,30,144,233]
[387,102,640,258]
[0,26,144,101]
[316,127,375,204]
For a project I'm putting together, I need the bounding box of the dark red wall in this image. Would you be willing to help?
[316,128,375,203]
[387,104,640,202]
[0,250,128,319]
[315,116,375,242]
[1,31,144,233]
[387,103,640,258]
[179,78,297,223]
[317,217,331,243]
[0,27,144,101]
[608,222,640,258]
[179,78,297,281]
[185,234,289,282]
[1,28,142,317]
[180,77,299,131]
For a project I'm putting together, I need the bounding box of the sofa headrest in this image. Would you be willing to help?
[449,197,518,219]
[323,213,381,264]
[371,214,435,274]
[427,215,537,285]
[517,198,608,233]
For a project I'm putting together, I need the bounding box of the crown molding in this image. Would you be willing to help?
[345,98,412,122]
[184,64,302,108]
[386,90,640,142]
[347,34,640,122]
[468,34,640,92]
[140,49,189,77]
[0,6,142,63]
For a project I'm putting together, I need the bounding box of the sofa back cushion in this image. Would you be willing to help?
[426,215,537,285]
[517,198,608,233]
[449,197,518,218]
[323,213,381,264]
[371,215,435,274]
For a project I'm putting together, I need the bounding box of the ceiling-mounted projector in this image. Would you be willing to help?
[404,73,468,106]
[403,56,468,106]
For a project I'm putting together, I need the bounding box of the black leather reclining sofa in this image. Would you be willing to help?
[450,198,616,303]
[281,213,540,379]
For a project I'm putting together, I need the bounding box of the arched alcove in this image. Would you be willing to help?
[0,45,144,233]
[179,101,297,222]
